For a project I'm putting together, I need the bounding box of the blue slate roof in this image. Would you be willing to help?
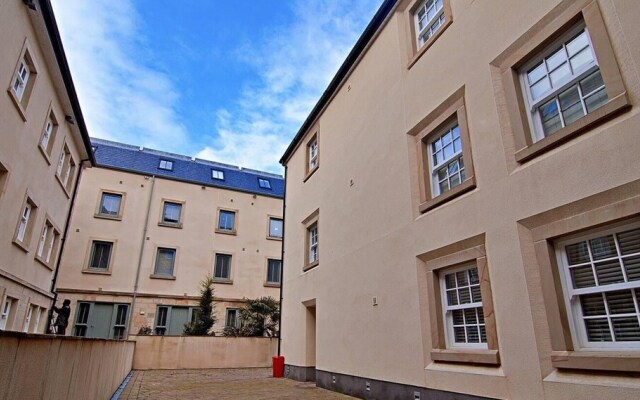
[91,138,284,198]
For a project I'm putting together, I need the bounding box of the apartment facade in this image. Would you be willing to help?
[0,0,93,333]
[55,139,284,339]
[280,0,640,399]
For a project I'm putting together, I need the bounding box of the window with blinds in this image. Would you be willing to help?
[557,222,640,348]
[162,201,182,225]
[154,248,176,277]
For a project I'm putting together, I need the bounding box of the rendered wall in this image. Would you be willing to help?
[130,335,277,370]
[0,331,134,400]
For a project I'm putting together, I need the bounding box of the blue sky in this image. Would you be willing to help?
[51,0,383,173]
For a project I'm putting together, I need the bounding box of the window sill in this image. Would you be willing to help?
[419,177,476,213]
[407,19,452,69]
[303,260,319,272]
[515,92,630,163]
[37,145,52,165]
[12,239,30,253]
[94,214,122,221]
[55,174,71,198]
[303,165,319,182]
[430,349,500,366]
[7,88,27,121]
[34,255,54,270]
[82,269,112,275]
[215,229,237,236]
[551,350,640,373]
[149,274,176,280]
[264,282,281,288]
[158,221,183,229]
[267,236,283,241]
[213,278,233,284]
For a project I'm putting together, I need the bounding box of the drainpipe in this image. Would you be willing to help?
[277,165,287,356]
[47,158,90,333]
[126,175,155,338]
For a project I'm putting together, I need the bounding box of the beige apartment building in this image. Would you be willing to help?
[0,0,93,334]
[280,0,640,399]
[55,138,283,339]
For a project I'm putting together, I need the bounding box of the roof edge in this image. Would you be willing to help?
[279,0,398,165]
[37,0,95,165]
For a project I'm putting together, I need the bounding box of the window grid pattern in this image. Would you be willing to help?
[524,28,608,139]
[37,223,49,257]
[215,254,232,280]
[74,303,90,337]
[309,225,318,264]
[443,266,487,346]
[415,0,445,47]
[89,241,112,270]
[100,193,122,216]
[309,139,318,170]
[561,227,640,345]
[162,202,182,224]
[0,299,11,330]
[154,248,176,276]
[430,124,465,196]
[17,203,31,242]
[12,59,29,100]
[218,210,235,231]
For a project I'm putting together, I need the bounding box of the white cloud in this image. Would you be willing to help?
[196,0,383,173]
[51,0,189,150]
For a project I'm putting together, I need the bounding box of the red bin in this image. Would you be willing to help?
[272,356,285,378]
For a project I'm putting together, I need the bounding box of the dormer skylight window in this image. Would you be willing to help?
[158,159,173,171]
[212,169,224,180]
[258,178,271,189]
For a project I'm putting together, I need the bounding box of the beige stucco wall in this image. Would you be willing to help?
[130,335,277,370]
[281,0,640,399]
[56,166,282,335]
[0,0,89,333]
[0,331,134,400]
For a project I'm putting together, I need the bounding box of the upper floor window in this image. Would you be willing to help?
[16,202,32,243]
[266,259,282,285]
[308,224,318,264]
[308,136,318,172]
[211,169,224,180]
[428,122,465,197]
[153,247,176,277]
[39,110,58,158]
[14,196,37,250]
[214,253,232,281]
[414,0,445,49]
[36,220,59,267]
[98,192,123,218]
[160,200,183,227]
[521,26,606,142]
[158,159,173,171]
[268,217,283,239]
[217,209,236,233]
[556,222,640,348]
[8,42,38,119]
[88,240,113,271]
[56,143,76,193]
[258,178,271,189]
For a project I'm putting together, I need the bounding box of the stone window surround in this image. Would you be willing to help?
[82,238,117,275]
[215,207,238,235]
[13,192,39,253]
[158,198,185,229]
[37,103,59,164]
[302,209,319,272]
[94,189,126,221]
[33,214,61,270]
[399,0,453,69]
[7,38,38,121]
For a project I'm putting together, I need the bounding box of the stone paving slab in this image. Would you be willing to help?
[117,368,356,400]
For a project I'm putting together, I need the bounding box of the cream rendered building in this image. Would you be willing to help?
[0,0,93,334]
[56,139,283,339]
[280,0,640,399]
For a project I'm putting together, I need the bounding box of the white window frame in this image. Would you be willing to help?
[211,169,224,180]
[414,0,445,49]
[439,264,488,349]
[31,306,41,333]
[37,223,49,257]
[267,259,282,284]
[309,225,318,264]
[258,178,271,189]
[162,201,182,224]
[56,150,66,177]
[555,220,640,350]
[520,24,604,142]
[0,298,12,330]
[12,58,30,101]
[88,240,113,270]
[308,138,318,171]
[427,121,465,197]
[17,202,32,242]
[158,159,173,171]
[41,118,53,150]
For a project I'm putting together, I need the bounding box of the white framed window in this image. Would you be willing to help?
[56,150,66,177]
[0,298,12,330]
[36,220,58,265]
[12,58,30,101]
[268,217,283,239]
[556,221,640,349]
[37,223,49,257]
[414,0,445,49]
[308,138,318,171]
[214,253,232,280]
[521,25,607,142]
[258,178,272,189]
[267,259,282,285]
[158,159,173,171]
[17,202,32,242]
[440,264,487,348]
[56,144,75,190]
[308,224,318,264]
[99,192,122,217]
[154,248,176,277]
[211,169,224,180]
[427,122,465,197]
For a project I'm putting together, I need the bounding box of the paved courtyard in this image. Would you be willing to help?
[116,368,356,400]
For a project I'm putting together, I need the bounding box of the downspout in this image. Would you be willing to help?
[47,158,89,333]
[277,165,287,356]
[126,175,155,338]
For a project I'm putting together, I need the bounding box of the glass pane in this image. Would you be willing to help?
[480,325,487,342]
[456,270,468,286]
[540,98,559,121]
[471,285,482,303]
[445,273,456,289]
[612,317,640,341]
[546,48,567,71]
[101,194,121,215]
[566,242,590,265]
[442,130,452,145]
[561,102,585,126]
[269,219,283,237]
[616,234,636,255]
[559,86,581,109]
[449,172,461,188]
[454,327,466,343]
[458,288,471,304]
[549,63,571,87]
[448,160,459,175]
[163,203,181,223]
[584,88,608,113]
[527,62,547,85]
[580,70,605,95]
[437,167,448,181]
[585,318,612,342]
[452,310,464,325]
[595,259,624,285]
[434,138,442,151]
[580,293,606,316]
[542,113,562,136]
[157,307,167,326]
[439,179,449,194]
[571,265,596,288]
[566,31,589,56]
[464,308,477,324]
[530,77,551,100]
[453,137,462,154]
[570,47,594,72]
[606,290,636,314]
[468,268,479,284]
[477,308,485,324]
[589,235,617,260]
[447,290,458,306]
[466,326,480,343]
[443,143,454,159]
[624,255,640,281]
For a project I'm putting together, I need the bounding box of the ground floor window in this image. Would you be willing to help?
[72,302,129,339]
[154,305,197,336]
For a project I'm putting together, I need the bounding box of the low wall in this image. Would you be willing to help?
[130,335,277,370]
[0,331,134,400]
